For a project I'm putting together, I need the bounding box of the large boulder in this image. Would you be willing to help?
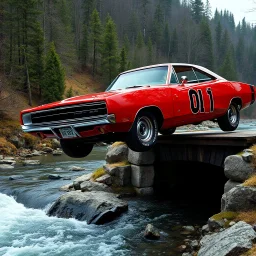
[224,155,255,182]
[80,180,112,192]
[198,221,256,256]
[128,149,155,165]
[47,191,128,224]
[221,185,256,211]
[105,143,128,164]
[224,180,241,193]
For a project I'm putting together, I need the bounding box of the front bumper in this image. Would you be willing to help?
[21,114,115,139]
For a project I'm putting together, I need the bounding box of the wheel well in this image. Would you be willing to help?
[231,98,242,109]
[137,106,164,128]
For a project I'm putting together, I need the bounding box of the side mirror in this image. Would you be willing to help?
[180,76,188,86]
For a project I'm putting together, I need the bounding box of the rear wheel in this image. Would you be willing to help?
[60,139,94,158]
[159,127,176,135]
[126,110,158,152]
[217,103,240,131]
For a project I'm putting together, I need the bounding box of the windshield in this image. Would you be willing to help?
[106,66,168,91]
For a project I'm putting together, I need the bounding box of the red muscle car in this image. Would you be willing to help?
[20,63,256,158]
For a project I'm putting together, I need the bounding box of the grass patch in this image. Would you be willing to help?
[108,161,130,167]
[235,211,256,225]
[91,167,106,181]
[0,137,17,155]
[248,144,256,169]
[243,175,256,187]
[241,244,256,255]
[22,133,40,149]
[0,120,22,138]
[210,211,238,228]
[111,141,126,147]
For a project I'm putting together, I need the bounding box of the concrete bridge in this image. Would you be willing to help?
[155,130,256,167]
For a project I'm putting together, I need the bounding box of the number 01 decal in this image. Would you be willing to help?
[189,88,214,114]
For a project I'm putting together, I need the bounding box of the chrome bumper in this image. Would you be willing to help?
[21,114,115,134]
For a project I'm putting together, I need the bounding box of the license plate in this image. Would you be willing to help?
[59,127,77,138]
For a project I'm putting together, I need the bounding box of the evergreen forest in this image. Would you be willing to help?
[0,0,256,117]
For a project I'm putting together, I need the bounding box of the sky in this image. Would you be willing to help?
[203,0,256,26]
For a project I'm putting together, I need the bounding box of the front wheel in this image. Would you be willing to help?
[217,103,240,131]
[126,110,158,152]
[60,139,94,158]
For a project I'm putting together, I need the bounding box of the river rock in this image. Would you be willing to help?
[52,149,63,156]
[105,143,128,164]
[0,159,16,165]
[224,155,255,182]
[144,224,160,240]
[47,191,128,224]
[22,160,41,166]
[74,173,93,183]
[224,180,241,193]
[80,180,112,192]
[198,221,256,256]
[59,183,73,192]
[68,166,85,172]
[48,174,62,180]
[0,164,14,170]
[221,185,256,211]
[95,174,112,185]
[9,175,24,180]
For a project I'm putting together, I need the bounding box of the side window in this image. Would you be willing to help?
[170,68,179,84]
[193,69,215,82]
[173,66,197,83]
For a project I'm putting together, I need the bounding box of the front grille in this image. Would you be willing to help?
[30,101,107,125]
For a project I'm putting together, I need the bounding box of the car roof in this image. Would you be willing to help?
[120,63,226,81]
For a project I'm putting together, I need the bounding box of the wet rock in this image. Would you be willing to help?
[224,155,255,182]
[74,173,93,183]
[221,185,256,211]
[22,160,41,166]
[48,174,62,180]
[242,152,254,163]
[105,143,128,164]
[63,177,71,180]
[135,187,154,196]
[9,175,24,180]
[182,226,195,234]
[73,181,81,190]
[208,217,225,232]
[31,150,42,156]
[0,159,16,165]
[59,183,73,192]
[42,147,53,153]
[47,191,128,224]
[95,174,112,185]
[224,180,241,193]
[52,149,63,156]
[68,166,85,172]
[0,164,14,170]
[177,245,187,253]
[80,180,112,192]
[201,224,210,235]
[198,221,256,256]
[144,224,160,240]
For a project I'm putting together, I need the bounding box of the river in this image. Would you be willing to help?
[1,120,255,256]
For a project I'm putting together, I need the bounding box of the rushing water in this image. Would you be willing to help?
[2,119,255,256]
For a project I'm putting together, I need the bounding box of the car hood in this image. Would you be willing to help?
[21,91,122,114]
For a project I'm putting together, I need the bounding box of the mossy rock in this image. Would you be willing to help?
[91,167,106,181]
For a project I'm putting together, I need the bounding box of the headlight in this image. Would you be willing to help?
[22,113,32,125]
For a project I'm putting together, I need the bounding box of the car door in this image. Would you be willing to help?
[171,65,216,125]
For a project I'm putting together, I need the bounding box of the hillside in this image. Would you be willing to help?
[0,71,104,122]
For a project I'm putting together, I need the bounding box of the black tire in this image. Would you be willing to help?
[217,103,240,131]
[60,139,94,158]
[159,127,176,136]
[126,110,158,152]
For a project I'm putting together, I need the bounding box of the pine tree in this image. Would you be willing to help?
[170,28,178,61]
[204,0,212,20]
[219,48,237,81]
[199,19,214,70]
[89,8,102,77]
[80,24,89,68]
[119,47,127,73]
[215,21,222,66]
[190,0,204,23]
[101,14,119,84]
[65,86,74,98]
[147,37,153,65]
[42,42,65,103]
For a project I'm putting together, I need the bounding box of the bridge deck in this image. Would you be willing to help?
[158,130,256,147]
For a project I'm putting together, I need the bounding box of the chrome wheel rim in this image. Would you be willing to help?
[228,105,237,125]
[137,116,153,142]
